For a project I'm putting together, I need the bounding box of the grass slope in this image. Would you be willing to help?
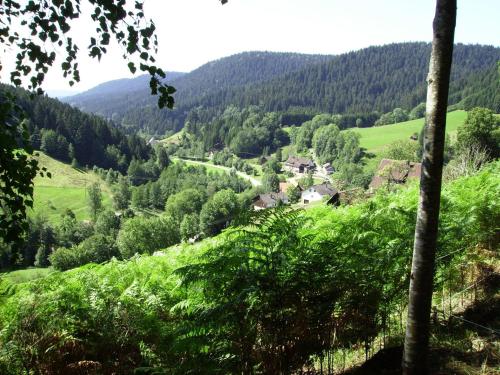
[0,268,53,285]
[350,110,467,154]
[31,152,112,223]
[160,130,184,145]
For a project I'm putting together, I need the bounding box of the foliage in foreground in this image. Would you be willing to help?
[0,162,498,374]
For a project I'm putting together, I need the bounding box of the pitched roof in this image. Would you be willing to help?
[285,156,315,168]
[309,182,338,197]
[254,192,288,206]
[370,159,422,189]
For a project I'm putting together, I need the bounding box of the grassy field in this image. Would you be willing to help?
[350,110,467,154]
[171,157,226,175]
[31,152,112,223]
[159,130,184,145]
[0,267,53,285]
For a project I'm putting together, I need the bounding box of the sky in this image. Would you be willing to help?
[1,0,499,95]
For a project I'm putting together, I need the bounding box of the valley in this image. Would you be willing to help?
[1,33,499,375]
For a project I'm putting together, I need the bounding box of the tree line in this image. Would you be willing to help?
[1,85,151,173]
[65,43,500,136]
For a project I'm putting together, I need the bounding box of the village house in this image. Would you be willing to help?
[284,156,316,174]
[322,162,335,175]
[301,182,339,205]
[369,159,422,191]
[253,192,289,210]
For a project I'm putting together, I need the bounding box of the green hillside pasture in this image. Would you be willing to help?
[33,186,112,223]
[351,110,467,154]
[0,268,53,285]
[33,152,105,188]
[160,130,184,145]
[171,157,226,175]
[31,152,112,223]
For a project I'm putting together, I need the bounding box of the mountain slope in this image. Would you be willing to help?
[1,84,151,173]
[64,52,334,133]
[64,43,500,135]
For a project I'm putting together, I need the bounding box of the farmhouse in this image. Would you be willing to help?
[301,182,339,205]
[369,159,422,190]
[322,162,335,175]
[284,156,316,174]
[253,192,289,210]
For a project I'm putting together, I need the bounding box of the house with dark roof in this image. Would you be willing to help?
[369,159,422,191]
[301,182,339,205]
[322,162,335,175]
[284,156,316,174]
[253,192,289,210]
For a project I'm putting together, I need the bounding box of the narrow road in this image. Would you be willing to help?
[173,157,262,187]
[309,149,331,182]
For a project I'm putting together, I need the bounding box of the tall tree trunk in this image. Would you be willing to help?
[402,1,456,374]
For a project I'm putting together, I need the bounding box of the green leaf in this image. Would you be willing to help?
[128,62,136,74]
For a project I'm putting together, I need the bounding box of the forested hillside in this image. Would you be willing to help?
[1,85,151,173]
[449,62,500,112]
[64,43,500,135]
[65,52,333,134]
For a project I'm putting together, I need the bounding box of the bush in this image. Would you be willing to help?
[117,216,180,258]
[49,234,119,271]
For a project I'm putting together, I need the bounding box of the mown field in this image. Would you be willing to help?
[0,268,53,285]
[351,110,467,154]
[31,152,112,223]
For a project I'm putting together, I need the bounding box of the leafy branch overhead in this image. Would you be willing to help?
[0,0,175,108]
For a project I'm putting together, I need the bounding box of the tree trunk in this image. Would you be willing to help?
[402,1,456,374]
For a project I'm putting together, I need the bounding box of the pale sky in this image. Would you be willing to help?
[1,0,499,95]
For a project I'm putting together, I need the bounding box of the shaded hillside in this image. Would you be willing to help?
[449,62,500,112]
[1,84,151,173]
[68,71,186,124]
[228,43,499,113]
[64,43,500,135]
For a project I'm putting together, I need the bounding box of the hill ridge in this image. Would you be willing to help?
[63,42,500,135]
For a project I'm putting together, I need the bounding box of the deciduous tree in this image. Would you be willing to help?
[403,1,457,373]
[87,182,103,221]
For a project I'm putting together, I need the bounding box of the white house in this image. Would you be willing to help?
[301,182,339,204]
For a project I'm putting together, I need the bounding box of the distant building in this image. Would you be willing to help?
[322,162,335,175]
[147,137,159,146]
[301,182,339,205]
[284,156,316,174]
[369,159,422,191]
[253,192,289,210]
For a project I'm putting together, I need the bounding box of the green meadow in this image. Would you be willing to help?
[0,267,53,285]
[31,152,112,223]
[350,110,467,154]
